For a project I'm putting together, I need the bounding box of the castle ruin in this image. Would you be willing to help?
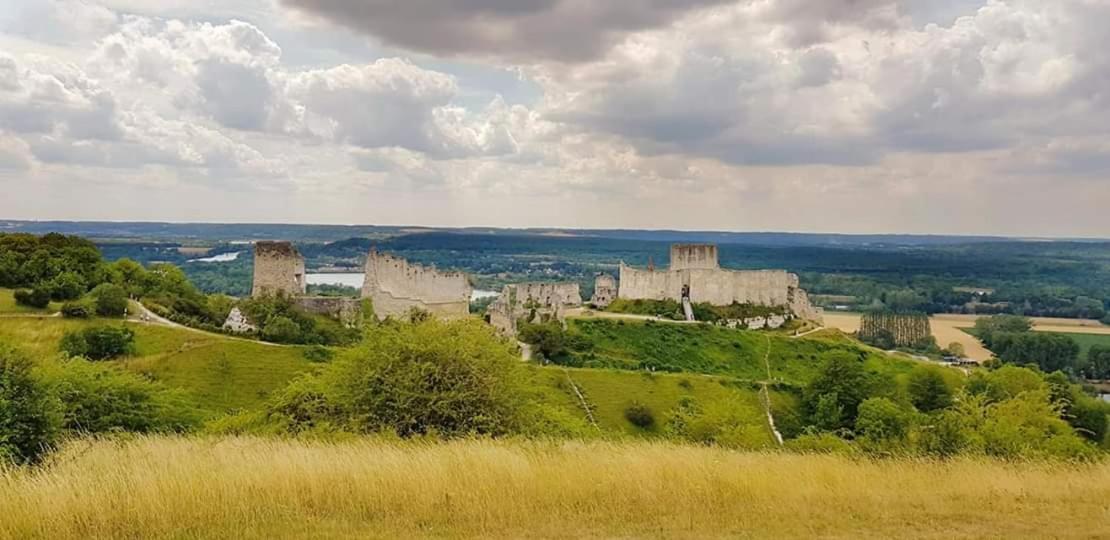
[252,241,306,297]
[362,249,472,320]
[618,244,822,322]
[589,273,617,308]
[488,282,582,336]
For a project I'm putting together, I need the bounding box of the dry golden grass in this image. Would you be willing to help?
[2,437,1108,539]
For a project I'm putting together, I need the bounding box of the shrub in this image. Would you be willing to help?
[91,283,129,317]
[38,358,201,434]
[271,319,530,438]
[907,365,954,413]
[855,397,913,451]
[47,271,86,301]
[784,432,856,454]
[303,345,334,363]
[60,326,135,361]
[624,403,656,429]
[13,287,51,309]
[802,353,869,431]
[0,345,60,464]
[61,299,94,319]
[262,316,302,344]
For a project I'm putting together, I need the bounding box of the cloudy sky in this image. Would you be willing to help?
[1,0,1107,236]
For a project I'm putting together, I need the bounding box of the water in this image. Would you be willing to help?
[189,251,241,263]
[305,273,499,301]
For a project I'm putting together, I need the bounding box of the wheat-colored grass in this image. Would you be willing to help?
[1,436,1107,539]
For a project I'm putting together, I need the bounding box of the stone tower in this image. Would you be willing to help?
[669,244,719,270]
[590,273,617,308]
[251,241,306,297]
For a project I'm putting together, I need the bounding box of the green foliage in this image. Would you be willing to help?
[38,358,201,434]
[0,233,108,292]
[303,345,334,363]
[60,298,94,319]
[783,432,856,454]
[607,298,786,323]
[240,294,359,346]
[13,287,51,309]
[91,283,129,317]
[47,271,87,301]
[803,353,870,431]
[988,332,1081,373]
[858,311,933,350]
[916,410,972,457]
[1081,345,1110,380]
[517,320,588,362]
[623,402,656,429]
[855,398,914,453]
[907,365,954,412]
[966,365,1046,402]
[973,315,1033,344]
[0,345,60,465]
[663,396,773,449]
[60,326,136,361]
[262,316,303,344]
[270,319,531,438]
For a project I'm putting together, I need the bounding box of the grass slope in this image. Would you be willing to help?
[0,316,313,414]
[3,436,1107,539]
[536,366,772,441]
[568,319,919,386]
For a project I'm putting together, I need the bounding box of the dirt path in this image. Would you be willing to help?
[127,301,289,348]
[758,335,784,446]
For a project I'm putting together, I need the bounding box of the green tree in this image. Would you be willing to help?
[855,397,913,450]
[91,283,129,317]
[803,353,869,431]
[518,321,568,360]
[262,316,303,344]
[907,366,954,413]
[60,327,136,361]
[14,286,52,309]
[0,345,60,464]
[47,271,86,301]
[1083,346,1110,380]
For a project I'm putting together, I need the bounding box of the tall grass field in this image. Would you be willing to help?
[2,436,1107,539]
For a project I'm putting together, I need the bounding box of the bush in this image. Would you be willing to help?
[13,287,51,309]
[91,283,129,317]
[271,319,530,438]
[60,299,94,319]
[0,345,60,464]
[803,353,870,431]
[303,345,334,363]
[47,271,86,301]
[38,358,201,434]
[855,397,914,452]
[262,316,303,344]
[624,402,656,429]
[60,326,135,361]
[907,366,954,413]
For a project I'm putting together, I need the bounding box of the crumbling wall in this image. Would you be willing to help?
[670,244,719,270]
[361,249,471,320]
[295,297,362,327]
[252,241,306,297]
[618,243,823,323]
[589,273,617,308]
[488,282,582,336]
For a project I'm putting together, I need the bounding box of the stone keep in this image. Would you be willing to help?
[618,243,823,322]
[252,241,306,297]
[590,273,617,308]
[361,249,471,320]
[488,282,582,336]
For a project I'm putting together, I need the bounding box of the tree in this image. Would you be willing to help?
[855,397,913,449]
[280,319,529,437]
[517,321,568,360]
[91,283,129,317]
[946,342,966,358]
[989,332,1080,373]
[47,271,86,301]
[803,353,870,431]
[907,366,954,413]
[974,315,1032,347]
[858,312,931,350]
[0,345,60,464]
[262,316,303,344]
[13,287,51,309]
[1083,346,1110,380]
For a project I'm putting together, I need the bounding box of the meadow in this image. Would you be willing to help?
[1,436,1107,539]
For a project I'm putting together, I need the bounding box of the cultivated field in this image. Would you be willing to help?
[822,312,1110,362]
[2,436,1108,539]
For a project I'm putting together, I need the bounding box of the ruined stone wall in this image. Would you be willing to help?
[295,297,362,327]
[590,273,617,308]
[618,263,823,322]
[488,282,582,336]
[361,250,471,320]
[252,241,306,297]
[670,244,719,270]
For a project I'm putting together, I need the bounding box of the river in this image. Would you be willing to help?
[306,272,499,301]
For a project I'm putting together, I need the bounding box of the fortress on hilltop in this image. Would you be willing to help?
[619,244,822,322]
[488,282,582,336]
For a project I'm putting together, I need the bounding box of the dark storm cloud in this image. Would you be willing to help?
[281,0,734,62]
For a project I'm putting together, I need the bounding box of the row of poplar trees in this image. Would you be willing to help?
[858,311,932,349]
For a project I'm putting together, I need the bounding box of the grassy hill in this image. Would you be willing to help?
[0,288,61,314]
[0,315,315,415]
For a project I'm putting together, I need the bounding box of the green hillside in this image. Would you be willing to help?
[0,288,62,314]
